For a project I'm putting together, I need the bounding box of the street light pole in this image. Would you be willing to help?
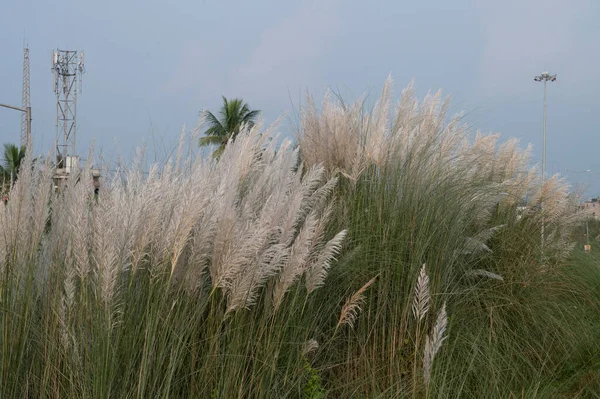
[0,102,32,146]
[534,72,556,180]
[534,71,556,256]
[543,78,547,179]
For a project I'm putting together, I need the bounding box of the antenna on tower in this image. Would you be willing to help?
[51,49,85,170]
[20,45,31,147]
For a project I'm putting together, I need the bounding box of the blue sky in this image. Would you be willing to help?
[1,0,599,194]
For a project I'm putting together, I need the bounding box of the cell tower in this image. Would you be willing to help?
[20,46,31,147]
[51,49,85,168]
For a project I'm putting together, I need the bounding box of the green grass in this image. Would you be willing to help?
[1,81,599,397]
[1,166,598,398]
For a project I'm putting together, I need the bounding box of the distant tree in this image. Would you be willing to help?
[199,97,260,159]
[0,143,26,189]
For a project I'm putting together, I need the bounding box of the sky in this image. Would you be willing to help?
[1,0,599,194]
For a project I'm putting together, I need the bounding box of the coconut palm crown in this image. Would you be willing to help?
[199,96,260,159]
[0,143,26,186]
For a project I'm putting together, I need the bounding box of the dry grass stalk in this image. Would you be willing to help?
[337,275,378,329]
[302,339,319,357]
[305,229,347,293]
[0,116,347,320]
[465,269,504,282]
[423,302,448,386]
[296,77,582,261]
[412,264,430,322]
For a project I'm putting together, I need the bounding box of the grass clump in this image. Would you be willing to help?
[0,78,598,398]
[0,123,347,397]
[296,77,596,397]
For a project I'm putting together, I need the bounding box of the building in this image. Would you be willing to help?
[579,197,600,220]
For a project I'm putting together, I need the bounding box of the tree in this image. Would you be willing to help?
[0,143,26,189]
[199,97,260,159]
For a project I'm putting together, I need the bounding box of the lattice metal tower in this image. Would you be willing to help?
[51,49,85,168]
[20,46,31,147]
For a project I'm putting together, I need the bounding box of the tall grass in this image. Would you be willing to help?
[297,77,596,397]
[0,123,348,397]
[0,78,598,398]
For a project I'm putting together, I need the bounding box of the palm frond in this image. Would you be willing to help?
[243,110,261,125]
[203,111,227,137]
[199,135,226,147]
[1,143,26,177]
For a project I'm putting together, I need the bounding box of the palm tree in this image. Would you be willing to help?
[199,97,260,159]
[0,143,26,189]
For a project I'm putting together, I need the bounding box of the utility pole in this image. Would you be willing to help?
[1,46,31,149]
[565,169,592,251]
[21,46,31,147]
[534,71,556,255]
[0,102,31,146]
